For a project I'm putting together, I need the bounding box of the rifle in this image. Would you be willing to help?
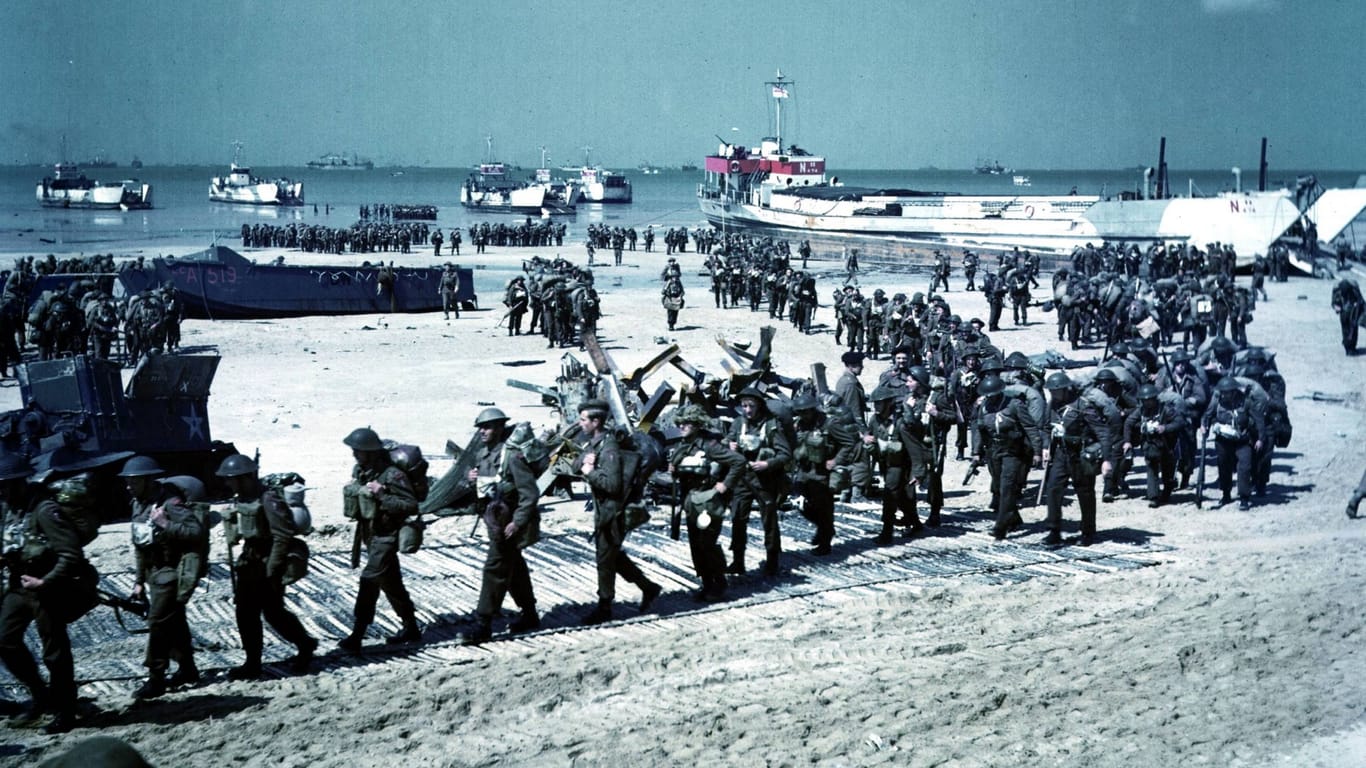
[1037,434,1056,506]
[962,456,984,486]
[350,519,364,569]
[669,476,682,541]
[96,587,150,634]
[1195,428,1208,509]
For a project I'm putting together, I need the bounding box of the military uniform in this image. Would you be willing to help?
[230,481,315,675]
[0,483,93,732]
[727,393,793,575]
[972,375,1043,540]
[1201,379,1265,509]
[471,425,541,638]
[338,431,420,651]
[1041,374,1112,545]
[575,409,660,623]
[671,410,748,600]
[1123,388,1187,507]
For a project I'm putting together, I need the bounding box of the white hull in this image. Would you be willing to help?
[36,179,152,210]
[701,187,1307,266]
[210,163,304,206]
[581,181,632,203]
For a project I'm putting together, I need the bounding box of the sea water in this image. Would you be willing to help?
[1,164,1359,258]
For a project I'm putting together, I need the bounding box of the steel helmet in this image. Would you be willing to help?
[908,366,931,388]
[159,474,207,503]
[791,394,820,413]
[0,453,32,482]
[1215,376,1242,393]
[49,471,94,507]
[1138,384,1161,400]
[1045,371,1074,391]
[1093,368,1120,384]
[1004,351,1030,370]
[343,427,385,451]
[869,384,900,403]
[977,374,1005,397]
[473,408,509,427]
[215,454,259,478]
[673,404,712,426]
[118,455,165,478]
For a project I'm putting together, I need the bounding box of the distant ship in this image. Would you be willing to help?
[81,154,119,169]
[210,143,303,206]
[461,137,575,216]
[638,162,661,175]
[974,158,1011,175]
[306,152,374,171]
[36,162,152,210]
[680,162,699,172]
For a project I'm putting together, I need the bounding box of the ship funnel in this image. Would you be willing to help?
[1231,167,1242,193]
[1143,167,1154,200]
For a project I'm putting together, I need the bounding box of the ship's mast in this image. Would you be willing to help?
[767,69,791,152]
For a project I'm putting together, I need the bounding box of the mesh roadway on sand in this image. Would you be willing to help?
[5,500,1169,700]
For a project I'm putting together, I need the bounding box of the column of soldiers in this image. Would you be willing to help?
[14,273,180,366]
[469,220,566,251]
[238,221,435,254]
[358,203,439,221]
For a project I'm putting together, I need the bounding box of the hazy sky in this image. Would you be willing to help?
[4,0,1363,170]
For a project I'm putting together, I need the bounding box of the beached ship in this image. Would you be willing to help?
[118,245,474,319]
[36,162,153,210]
[461,159,575,216]
[210,143,304,206]
[698,72,1366,263]
[561,147,632,203]
[306,152,374,171]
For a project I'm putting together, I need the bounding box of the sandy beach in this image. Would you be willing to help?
[2,243,1364,767]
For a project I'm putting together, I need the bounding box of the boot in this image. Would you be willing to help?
[875,527,894,546]
[290,637,318,673]
[168,664,201,688]
[639,581,662,612]
[387,623,422,645]
[582,603,613,626]
[1044,530,1063,547]
[133,674,167,700]
[466,617,493,644]
[509,609,541,633]
[726,556,745,575]
[336,631,366,654]
[227,663,262,681]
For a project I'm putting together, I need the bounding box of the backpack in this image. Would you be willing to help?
[385,443,430,502]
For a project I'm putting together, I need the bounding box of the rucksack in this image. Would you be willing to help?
[385,443,430,502]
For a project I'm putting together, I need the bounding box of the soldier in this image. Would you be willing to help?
[1331,278,1364,354]
[466,409,541,642]
[972,373,1042,540]
[573,400,661,624]
[669,406,743,602]
[900,366,955,528]
[984,271,1007,331]
[727,388,792,576]
[790,396,838,554]
[121,456,205,698]
[504,276,530,336]
[867,384,911,542]
[929,251,951,294]
[1123,384,1186,508]
[431,228,443,256]
[337,428,422,652]
[1040,372,1111,546]
[1201,377,1264,510]
[216,454,317,678]
[662,274,685,331]
[841,288,867,353]
[439,263,462,320]
[1009,267,1032,325]
[834,350,867,427]
[376,262,397,313]
[1088,368,1129,503]
[963,250,979,291]
[0,453,96,733]
[160,282,183,352]
[450,228,461,255]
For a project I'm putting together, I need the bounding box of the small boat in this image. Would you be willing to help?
[460,138,575,216]
[306,152,374,171]
[1013,175,1032,187]
[36,162,152,210]
[561,147,633,203]
[118,245,475,319]
[210,144,303,206]
[638,163,661,175]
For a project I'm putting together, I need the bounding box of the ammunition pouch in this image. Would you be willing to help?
[234,500,266,540]
[399,517,425,554]
[176,552,206,603]
[877,438,904,466]
[342,484,361,520]
[828,465,852,493]
[795,431,829,465]
[357,493,379,522]
[1078,445,1103,476]
[281,538,309,586]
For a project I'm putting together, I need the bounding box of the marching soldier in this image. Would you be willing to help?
[670,405,747,601]
[216,454,317,678]
[963,250,979,291]
[900,366,955,529]
[662,274,685,331]
[727,387,792,576]
[467,408,541,642]
[0,453,97,733]
[121,456,204,698]
[1201,377,1264,510]
[573,400,661,624]
[972,373,1042,540]
[338,428,422,652]
[791,395,859,555]
[1123,384,1187,508]
[1041,372,1110,546]
[1331,278,1364,354]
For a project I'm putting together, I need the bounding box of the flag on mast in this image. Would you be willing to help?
[772,85,789,99]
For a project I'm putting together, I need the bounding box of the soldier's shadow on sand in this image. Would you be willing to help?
[93,693,269,727]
